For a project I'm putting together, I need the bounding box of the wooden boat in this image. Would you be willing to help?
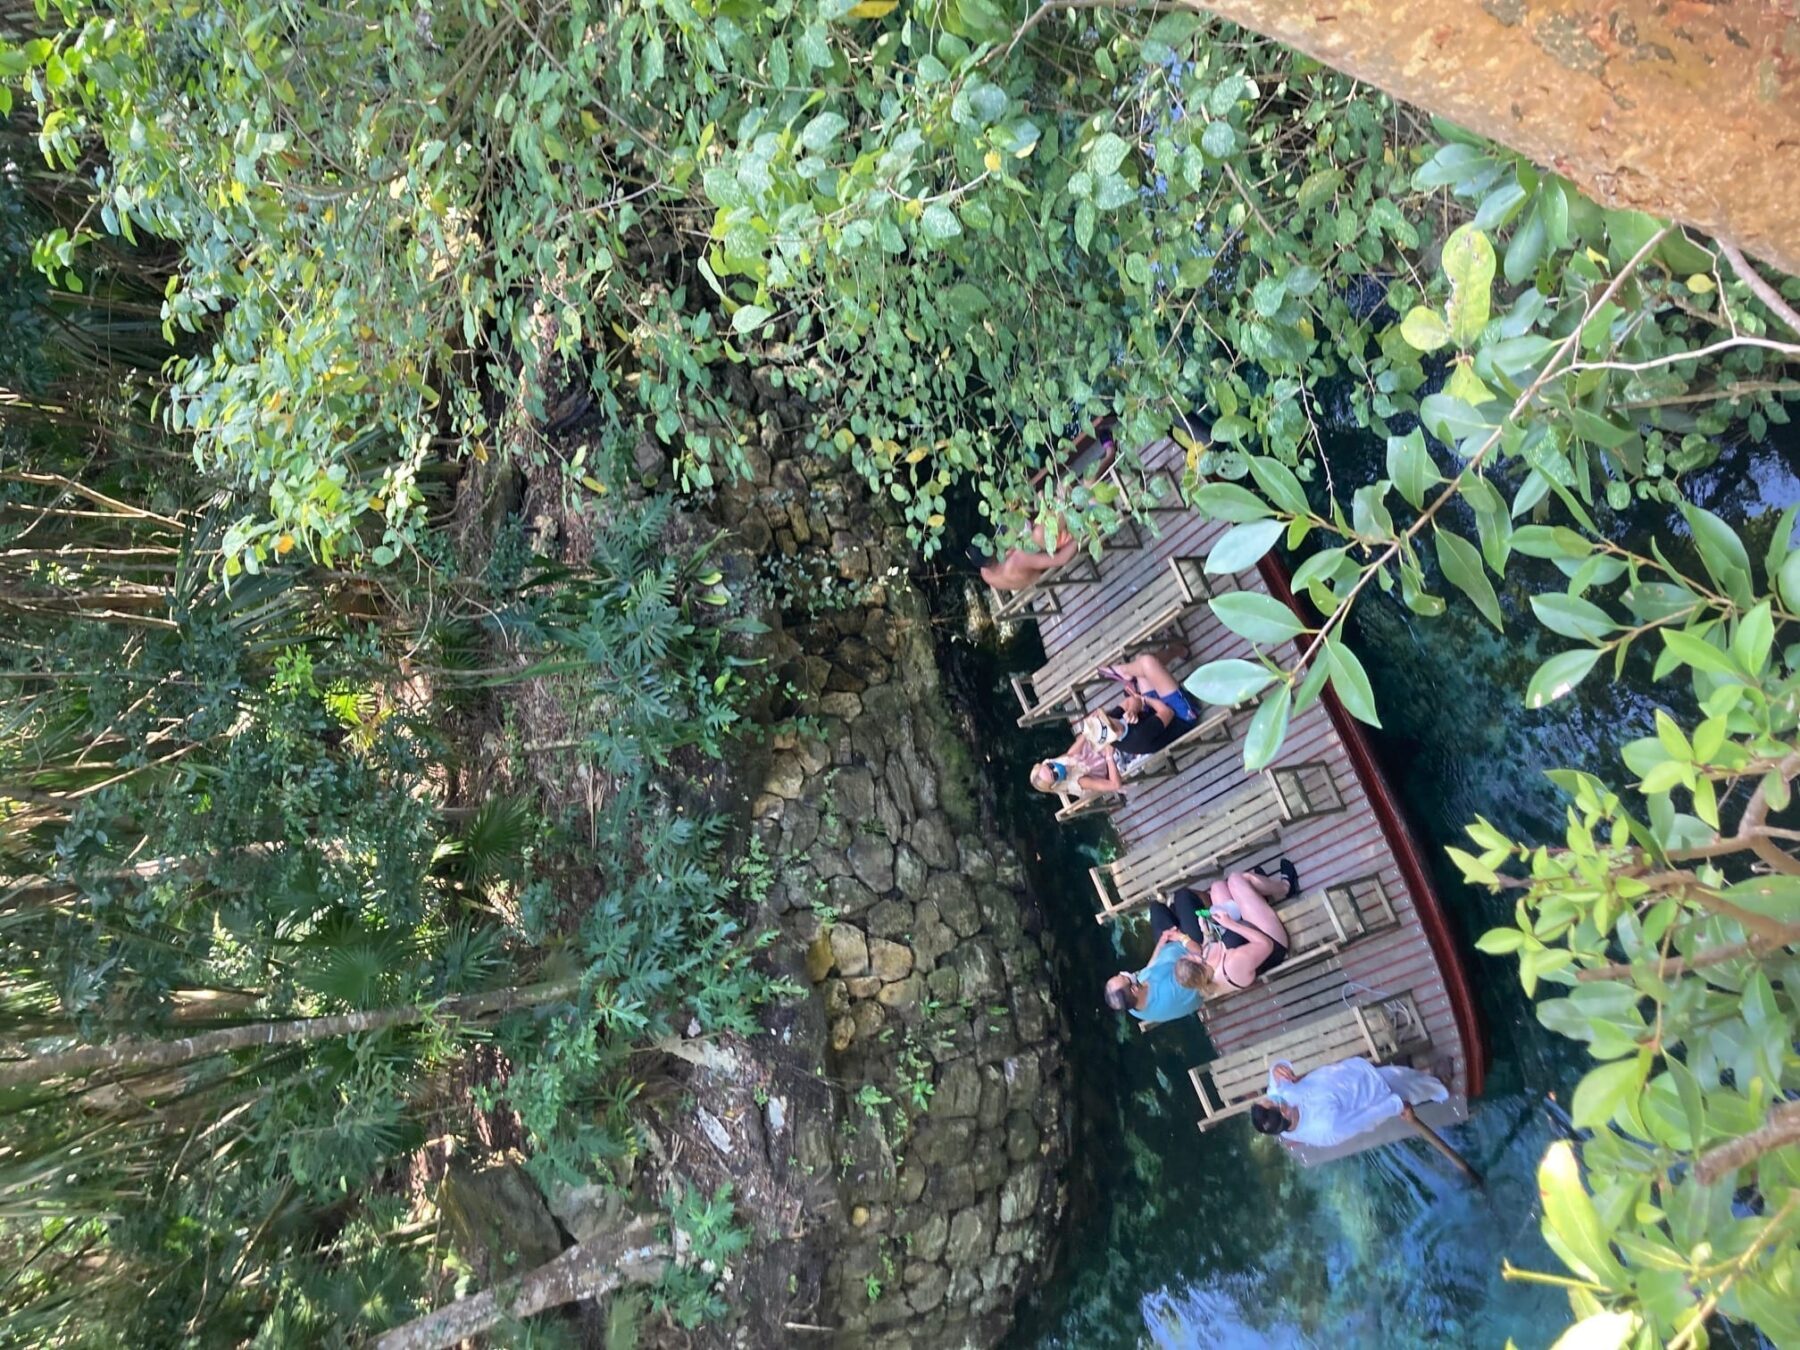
[1014,434,1486,1164]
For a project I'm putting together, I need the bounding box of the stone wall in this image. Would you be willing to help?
[720,444,1071,1348]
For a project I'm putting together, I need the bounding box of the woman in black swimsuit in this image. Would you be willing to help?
[1171,862,1297,999]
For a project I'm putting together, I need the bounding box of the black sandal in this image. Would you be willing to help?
[1277,857,1300,900]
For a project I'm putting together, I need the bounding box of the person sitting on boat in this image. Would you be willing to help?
[970,439,1121,592]
[1248,1055,1450,1149]
[1029,726,1126,800]
[1103,887,1210,1022]
[968,522,1081,593]
[1170,864,1298,999]
[1084,652,1199,757]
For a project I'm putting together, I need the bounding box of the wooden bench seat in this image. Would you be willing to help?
[1051,706,1238,821]
[987,463,1185,623]
[1188,992,1425,1130]
[1011,556,1218,727]
[1133,873,1402,1030]
[1089,760,1348,924]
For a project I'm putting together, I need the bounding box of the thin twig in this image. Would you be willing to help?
[1718,238,1800,338]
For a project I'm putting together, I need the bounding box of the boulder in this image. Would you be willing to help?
[849,834,896,893]
[893,844,928,897]
[864,899,912,939]
[829,924,870,978]
[910,814,959,870]
[910,1211,949,1263]
[877,975,922,1010]
[868,938,914,982]
[765,753,806,800]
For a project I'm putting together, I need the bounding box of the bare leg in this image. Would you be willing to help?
[1208,878,1233,912]
[1225,872,1290,947]
[1238,869,1288,900]
[1113,652,1180,696]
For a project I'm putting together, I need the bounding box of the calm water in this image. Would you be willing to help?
[934,430,1800,1350]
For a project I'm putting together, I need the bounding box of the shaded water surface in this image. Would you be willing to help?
[932,431,1799,1349]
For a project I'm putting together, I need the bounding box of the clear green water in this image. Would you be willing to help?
[937,431,1800,1350]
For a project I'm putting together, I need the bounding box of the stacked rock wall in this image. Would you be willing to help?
[722,441,1071,1348]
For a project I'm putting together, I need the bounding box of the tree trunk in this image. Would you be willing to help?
[0,977,583,1090]
[1179,0,1800,274]
[372,1218,670,1350]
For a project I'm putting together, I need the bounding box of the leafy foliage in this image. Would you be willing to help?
[1455,509,1800,1348]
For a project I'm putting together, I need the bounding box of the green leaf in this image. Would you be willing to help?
[1192,482,1272,523]
[1242,685,1292,771]
[731,303,774,334]
[1781,551,1800,614]
[1474,927,1527,955]
[1419,393,1494,447]
[1201,120,1239,158]
[1537,1139,1630,1287]
[1291,547,1348,592]
[1435,527,1503,630]
[1530,594,1617,642]
[1205,519,1283,574]
[1399,306,1450,353]
[1386,430,1439,510]
[1680,502,1752,606]
[1184,658,1276,706]
[1211,413,1252,443]
[1443,360,1494,406]
[1087,131,1129,176]
[919,203,963,242]
[1570,1058,1646,1130]
[1074,200,1096,252]
[1251,274,1286,318]
[799,110,848,151]
[1324,635,1380,726]
[1732,600,1774,674]
[1248,457,1309,516]
[1525,647,1602,709]
[1442,224,1495,346]
[1512,526,1592,561]
[1504,204,1546,286]
[1210,591,1305,645]
[1661,628,1742,678]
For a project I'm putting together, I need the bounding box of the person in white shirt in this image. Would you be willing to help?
[1249,1055,1448,1149]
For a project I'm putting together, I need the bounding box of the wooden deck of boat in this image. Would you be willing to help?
[1030,437,1484,1151]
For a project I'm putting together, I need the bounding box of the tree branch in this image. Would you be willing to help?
[1718,238,1800,338]
[373,1219,670,1350]
[1575,922,1800,984]
[1694,1100,1800,1186]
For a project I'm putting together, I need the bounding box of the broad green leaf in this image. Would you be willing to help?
[1074,200,1096,252]
[1460,475,1513,572]
[1570,1057,1646,1129]
[920,203,963,241]
[1732,600,1774,674]
[1435,527,1503,630]
[1530,594,1616,642]
[1763,502,1798,578]
[1474,927,1527,955]
[1504,204,1546,286]
[1248,457,1309,516]
[1193,481,1272,522]
[1201,120,1239,158]
[1324,635,1380,726]
[731,303,774,333]
[1242,685,1292,771]
[1525,647,1602,709]
[1679,502,1752,607]
[1184,658,1276,706]
[1291,547,1348,592]
[1537,1140,1630,1287]
[1399,306,1449,353]
[1781,551,1800,613]
[1661,628,1741,678]
[1210,591,1305,645]
[1442,224,1495,346]
[1205,519,1283,574]
[1088,131,1129,176]
[1512,526,1592,560]
[1420,393,1494,447]
[1386,430,1439,510]
[1443,359,1494,406]
[799,110,848,151]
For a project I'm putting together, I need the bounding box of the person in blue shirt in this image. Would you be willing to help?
[1103,888,1209,1023]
